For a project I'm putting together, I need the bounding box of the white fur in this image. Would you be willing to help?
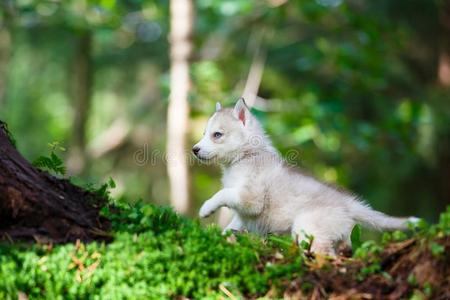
[193,99,415,255]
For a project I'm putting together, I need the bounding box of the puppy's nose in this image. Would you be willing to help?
[192,146,200,156]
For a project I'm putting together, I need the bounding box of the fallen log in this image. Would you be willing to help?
[0,121,110,243]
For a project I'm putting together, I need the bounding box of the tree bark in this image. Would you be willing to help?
[0,121,109,243]
[67,31,93,175]
[167,0,193,214]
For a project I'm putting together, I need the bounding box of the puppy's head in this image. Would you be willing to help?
[192,98,258,163]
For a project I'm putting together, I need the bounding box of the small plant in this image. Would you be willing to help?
[32,142,66,175]
[381,230,409,245]
[429,242,445,257]
[298,232,314,254]
[353,240,384,280]
[86,177,117,201]
[350,224,362,251]
[433,206,450,236]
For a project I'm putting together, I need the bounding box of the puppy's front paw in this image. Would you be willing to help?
[199,200,217,218]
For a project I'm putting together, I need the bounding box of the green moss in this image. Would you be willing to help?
[0,202,303,299]
[0,202,449,299]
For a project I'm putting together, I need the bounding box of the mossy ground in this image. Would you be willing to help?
[1,201,449,299]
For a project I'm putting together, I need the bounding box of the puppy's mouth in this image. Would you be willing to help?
[195,153,216,162]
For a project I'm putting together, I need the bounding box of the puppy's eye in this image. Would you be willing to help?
[213,132,223,138]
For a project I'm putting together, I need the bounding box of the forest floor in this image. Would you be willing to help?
[0,196,449,300]
[274,234,449,299]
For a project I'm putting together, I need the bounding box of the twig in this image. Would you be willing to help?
[219,284,237,300]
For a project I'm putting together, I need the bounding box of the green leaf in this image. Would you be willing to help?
[430,242,444,257]
[108,177,116,188]
[351,224,362,251]
[32,148,66,176]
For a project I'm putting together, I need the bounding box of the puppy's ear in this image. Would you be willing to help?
[215,102,222,112]
[233,97,250,126]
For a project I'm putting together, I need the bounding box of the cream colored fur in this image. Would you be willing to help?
[193,99,416,255]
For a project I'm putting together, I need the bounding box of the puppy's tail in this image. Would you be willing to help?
[350,201,417,231]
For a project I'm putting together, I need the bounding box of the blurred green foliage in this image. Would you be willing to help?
[0,0,448,220]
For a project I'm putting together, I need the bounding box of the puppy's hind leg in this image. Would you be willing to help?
[291,213,336,256]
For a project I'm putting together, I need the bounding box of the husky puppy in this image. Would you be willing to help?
[192,98,415,255]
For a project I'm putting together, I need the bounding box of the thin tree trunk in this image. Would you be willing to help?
[439,1,450,87]
[242,30,266,107]
[437,0,450,213]
[167,0,193,213]
[0,121,109,243]
[67,31,93,175]
[0,5,12,108]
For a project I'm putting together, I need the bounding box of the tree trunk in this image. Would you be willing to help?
[0,122,109,243]
[438,0,450,87]
[0,4,12,108]
[167,0,193,214]
[437,0,450,214]
[67,31,93,175]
